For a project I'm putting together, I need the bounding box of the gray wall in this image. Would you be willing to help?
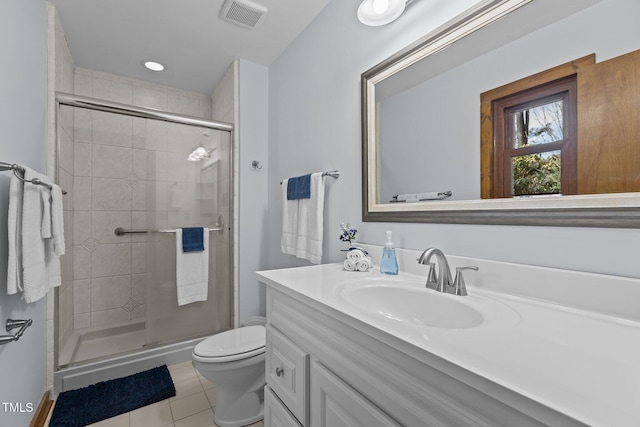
[0,0,48,426]
[238,60,269,321]
[267,0,640,279]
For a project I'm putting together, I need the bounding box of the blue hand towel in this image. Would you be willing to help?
[182,227,204,252]
[287,174,312,200]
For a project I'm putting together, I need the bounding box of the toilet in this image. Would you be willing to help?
[192,325,266,427]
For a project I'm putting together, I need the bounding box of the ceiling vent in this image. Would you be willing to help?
[220,0,267,30]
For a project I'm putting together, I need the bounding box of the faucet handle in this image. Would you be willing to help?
[425,262,438,290]
[452,266,478,296]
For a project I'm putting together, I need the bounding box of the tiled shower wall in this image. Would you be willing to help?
[69,68,214,331]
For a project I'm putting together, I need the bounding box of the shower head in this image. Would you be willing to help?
[187,146,212,161]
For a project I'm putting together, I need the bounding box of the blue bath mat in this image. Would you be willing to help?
[49,365,176,427]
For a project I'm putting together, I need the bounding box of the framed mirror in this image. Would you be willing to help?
[361,0,640,227]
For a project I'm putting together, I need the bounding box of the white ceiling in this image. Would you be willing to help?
[49,0,333,94]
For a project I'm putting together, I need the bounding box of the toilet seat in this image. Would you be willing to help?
[193,325,265,363]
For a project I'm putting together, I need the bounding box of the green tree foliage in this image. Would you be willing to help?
[511,109,562,196]
[512,152,560,196]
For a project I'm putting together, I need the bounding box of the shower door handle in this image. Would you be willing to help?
[210,215,225,235]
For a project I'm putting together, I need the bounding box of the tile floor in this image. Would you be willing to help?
[48,361,264,427]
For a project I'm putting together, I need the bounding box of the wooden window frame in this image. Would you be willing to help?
[480,55,595,199]
[493,76,577,198]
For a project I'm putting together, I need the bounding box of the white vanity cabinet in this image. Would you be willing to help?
[265,325,400,427]
[310,361,401,427]
[263,281,586,427]
[264,386,303,427]
[265,319,400,427]
[265,324,309,425]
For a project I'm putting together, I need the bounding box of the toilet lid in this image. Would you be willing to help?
[194,325,265,362]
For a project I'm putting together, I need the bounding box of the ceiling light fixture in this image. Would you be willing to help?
[143,60,165,72]
[357,0,412,26]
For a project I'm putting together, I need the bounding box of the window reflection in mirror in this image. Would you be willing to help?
[482,50,640,199]
[489,73,577,198]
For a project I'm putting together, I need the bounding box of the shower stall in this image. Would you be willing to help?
[53,93,233,391]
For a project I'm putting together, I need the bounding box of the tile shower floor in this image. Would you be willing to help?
[46,361,264,427]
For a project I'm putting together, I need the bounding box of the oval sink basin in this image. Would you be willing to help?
[334,277,488,329]
[344,285,483,329]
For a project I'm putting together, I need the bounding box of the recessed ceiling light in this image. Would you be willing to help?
[143,60,165,72]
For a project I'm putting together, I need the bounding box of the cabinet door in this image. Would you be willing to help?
[310,361,401,427]
[266,325,310,425]
[265,386,303,427]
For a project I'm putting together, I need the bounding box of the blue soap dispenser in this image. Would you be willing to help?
[380,230,399,275]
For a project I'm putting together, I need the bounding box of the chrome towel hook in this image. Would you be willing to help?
[0,319,33,345]
[250,160,263,170]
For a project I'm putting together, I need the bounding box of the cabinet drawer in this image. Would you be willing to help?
[265,386,303,427]
[266,325,309,425]
[311,361,401,427]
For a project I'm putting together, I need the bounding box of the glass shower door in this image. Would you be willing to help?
[56,98,233,369]
[145,123,232,345]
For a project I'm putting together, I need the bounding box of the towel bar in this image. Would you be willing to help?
[0,318,33,345]
[0,162,67,194]
[279,170,340,184]
[115,215,225,236]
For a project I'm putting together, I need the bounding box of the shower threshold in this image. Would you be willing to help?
[59,319,146,368]
[54,330,216,396]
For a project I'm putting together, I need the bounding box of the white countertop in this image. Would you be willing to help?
[257,262,640,427]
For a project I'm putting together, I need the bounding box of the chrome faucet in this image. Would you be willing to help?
[417,248,453,292]
[417,248,477,296]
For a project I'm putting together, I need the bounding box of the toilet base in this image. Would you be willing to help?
[192,327,266,427]
[214,392,264,427]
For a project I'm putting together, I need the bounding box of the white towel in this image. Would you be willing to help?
[50,184,65,256]
[281,173,325,264]
[347,249,365,262]
[416,192,445,200]
[396,192,447,202]
[281,178,298,258]
[7,172,24,295]
[175,228,209,306]
[395,193,420,202]
[21,167,61,303]
[343,259,356,271]
[41,189,52,238]
[356,257,372,272]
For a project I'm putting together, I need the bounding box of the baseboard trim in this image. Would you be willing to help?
[29,391,54,427]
